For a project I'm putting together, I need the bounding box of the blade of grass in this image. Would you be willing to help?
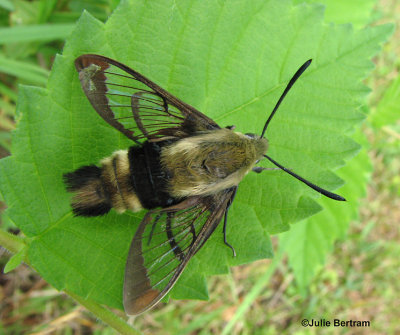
[0,82,18,102]
[221,248,284,335]
[178,307,224,335]
[38,0,58,23]
[0,0,14,11]
[0,111,15,130]
[0,133,11,152]
[0,54,49,85]
[48,12,83,23]
[0,23,75,44]
[0,98,15,117]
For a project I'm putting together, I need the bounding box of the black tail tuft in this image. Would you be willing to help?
[63,165,101,191]
[63,165,111,217]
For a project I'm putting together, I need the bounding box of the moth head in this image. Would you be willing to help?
[244,133,269,161]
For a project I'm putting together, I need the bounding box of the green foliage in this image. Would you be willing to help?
[280,129,373,292]
[370,74,400,127]
[0,24,75,44]
[0,0,14,12]
[0,0,118,159]
[294,0,376,28]
[279,0,392,293]
[0,0,392,312]
[3,246,26,273]
[0,0,116,84]
[0,53,49,84]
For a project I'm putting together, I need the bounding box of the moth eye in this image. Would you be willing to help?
[245,133,256,139]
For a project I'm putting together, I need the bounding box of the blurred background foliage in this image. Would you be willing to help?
[0,0,399,334]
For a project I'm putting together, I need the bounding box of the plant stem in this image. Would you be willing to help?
[0,229,141,334]
[67,290,142,335]
[0,228,25,254]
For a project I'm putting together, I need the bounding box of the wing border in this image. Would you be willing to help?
[123,187,237,315]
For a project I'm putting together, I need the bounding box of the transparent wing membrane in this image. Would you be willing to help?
[123,189,236,315]
[131,205,209,294]
[100,72,185,139]
[75,55,220,143]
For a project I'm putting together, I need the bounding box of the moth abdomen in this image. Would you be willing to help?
[129,141,177,209]
[63,164,112,216]
[64,149,144,216]
[100,150,143,214]
[64,142,177,217]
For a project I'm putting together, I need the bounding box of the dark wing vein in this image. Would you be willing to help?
[123,189,237,315]
[75,54,220,143]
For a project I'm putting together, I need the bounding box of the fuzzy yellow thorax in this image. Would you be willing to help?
[161,128,268,198]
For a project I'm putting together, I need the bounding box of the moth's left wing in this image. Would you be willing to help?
[123,187,237,315]
[75,54,220,143]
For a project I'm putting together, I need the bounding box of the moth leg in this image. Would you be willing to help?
[225,125,236,130]
[223,212,236,257]
[252,167,282,173]
[223,187,238,257]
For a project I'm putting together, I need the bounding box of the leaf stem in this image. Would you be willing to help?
[0,229,141,334]
[0,228,25,254]
[66,290,142,335]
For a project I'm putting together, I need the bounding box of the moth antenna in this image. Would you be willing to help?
[263,154,346,201]
[260,59,312,138]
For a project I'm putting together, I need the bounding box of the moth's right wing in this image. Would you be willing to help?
[75,54,220,144]
[123,187,237,315]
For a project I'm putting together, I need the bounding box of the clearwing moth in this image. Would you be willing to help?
[64,55,345,315]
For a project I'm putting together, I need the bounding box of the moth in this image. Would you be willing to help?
[64,55,345,315]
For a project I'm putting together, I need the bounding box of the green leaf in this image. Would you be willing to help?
[0,0,391,310]
[278,3,393,291]
[370,74,400,127]
[4,246,27,273]
[279,129,374,292]
[279,0,393,293]
[296,0,376,28]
